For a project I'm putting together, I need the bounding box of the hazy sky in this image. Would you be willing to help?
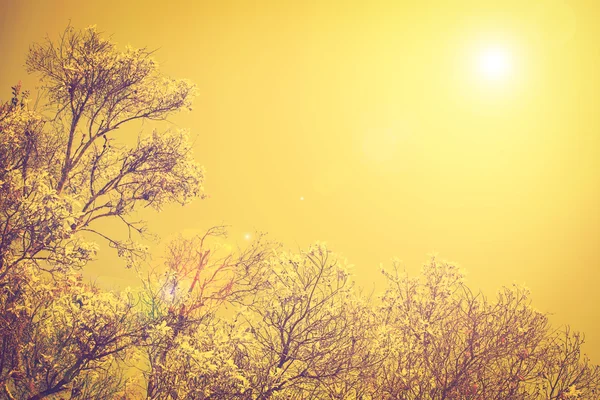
[1,0,599,361]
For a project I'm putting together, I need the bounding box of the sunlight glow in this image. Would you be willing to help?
[477,47,512,81]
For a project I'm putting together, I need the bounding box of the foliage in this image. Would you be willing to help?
[138,227,273,399]
[1,25,203,399]
[1,25,203,281]
[373,258,599,399]
[1,265,140,399]
[236,243,378,399]
[1,25,598,400]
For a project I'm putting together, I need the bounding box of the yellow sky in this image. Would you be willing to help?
[1,0,599,361]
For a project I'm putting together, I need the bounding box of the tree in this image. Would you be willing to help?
[1,267,140,400]
[0,25,204,399]
[373,258,600,399]
[136,240,378,399]
[138,227,273,399]
[236,243,379,399]
[1,25,203,281]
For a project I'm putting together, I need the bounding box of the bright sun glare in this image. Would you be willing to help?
[477,47,512,81]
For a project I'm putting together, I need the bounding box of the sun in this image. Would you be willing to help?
[477,47,512,81]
